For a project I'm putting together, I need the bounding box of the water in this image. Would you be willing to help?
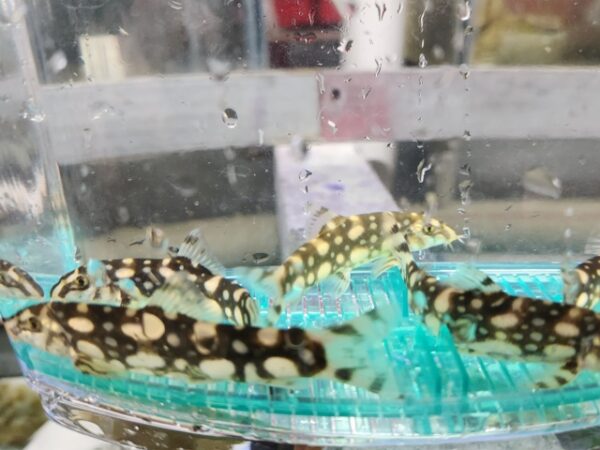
[6,265,600,445]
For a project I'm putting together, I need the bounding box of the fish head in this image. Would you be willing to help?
[404,213,460,250]
[50,260,125,304]
[0,260,44,299]
[4,304,55,350]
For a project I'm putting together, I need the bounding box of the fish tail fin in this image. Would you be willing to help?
[313,304,402,398]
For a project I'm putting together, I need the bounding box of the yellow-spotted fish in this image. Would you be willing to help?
[238,210,459,324]
[563,255,600,310]
[393,238,600,389]
[4,276,401,396]
[50,229,261,327]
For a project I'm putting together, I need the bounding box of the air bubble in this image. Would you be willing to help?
[418,53,428,68]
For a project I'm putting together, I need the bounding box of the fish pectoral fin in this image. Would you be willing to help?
[177,227,226,275]
[320,270,351,298]
[450,316,478,342]
[533,359,579,390]
[445,265,502,294]
[306,205,342,238]
[370,255,399,279]
[147,272,225,323]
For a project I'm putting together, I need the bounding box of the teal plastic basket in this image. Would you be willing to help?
[4,264,600,447]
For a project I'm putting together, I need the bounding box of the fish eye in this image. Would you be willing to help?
[423,224,435,234]
[74,275,89,290]
[27,317,42,332]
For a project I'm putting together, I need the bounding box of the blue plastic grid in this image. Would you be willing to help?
[5,263,600,446]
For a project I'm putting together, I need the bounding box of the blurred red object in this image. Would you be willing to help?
[273,0,341,29]
[316,0,342,25]
[274,0,314,28]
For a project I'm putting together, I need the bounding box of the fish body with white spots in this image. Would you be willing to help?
[4,300,401,397]
[563,256,600,311]
[50,256,260,327]
[240,211,459,324]
[393,240,600,389]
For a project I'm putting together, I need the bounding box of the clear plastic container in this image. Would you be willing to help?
[1,0,600,447]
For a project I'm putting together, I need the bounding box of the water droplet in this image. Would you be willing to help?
[20,100,45,123]
[457,208,466,215]
[462,226,471,239]
[91,102,116,120]
[253,252,269,264]
[459,63,470,80]
[338,39,353,53]
[168,0,183,10]
[362,87,372,99]
[118,26,129,36]
[459,164,471,175]
[418,53,428,68]
[298,169,313,181]
[376,2,387,21]
[463,130,471,141]
[459,0,471,21]
[374,58,383,77]
[222,108,238,128]
[523,167,562,199]
[504,224,512,231]
[327,119,338,134]
[258,128,264,145]
[459,179,473,205]
[315,73,325,95]
[416,159,432,183]
[47,50,67,73]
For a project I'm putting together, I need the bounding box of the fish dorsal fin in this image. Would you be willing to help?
[126,272,225,324]
[306,205,341,239]
[445,265,503,294]
[177,227,226,275]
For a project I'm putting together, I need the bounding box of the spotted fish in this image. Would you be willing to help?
[563,255,600,310]
[50,256,260,327]
[0,260,43,300]
[393,238,600,389]
[4,290,401,396]
[237,211,459,324]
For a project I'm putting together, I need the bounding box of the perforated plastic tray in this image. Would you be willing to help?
[5,264,600,447]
